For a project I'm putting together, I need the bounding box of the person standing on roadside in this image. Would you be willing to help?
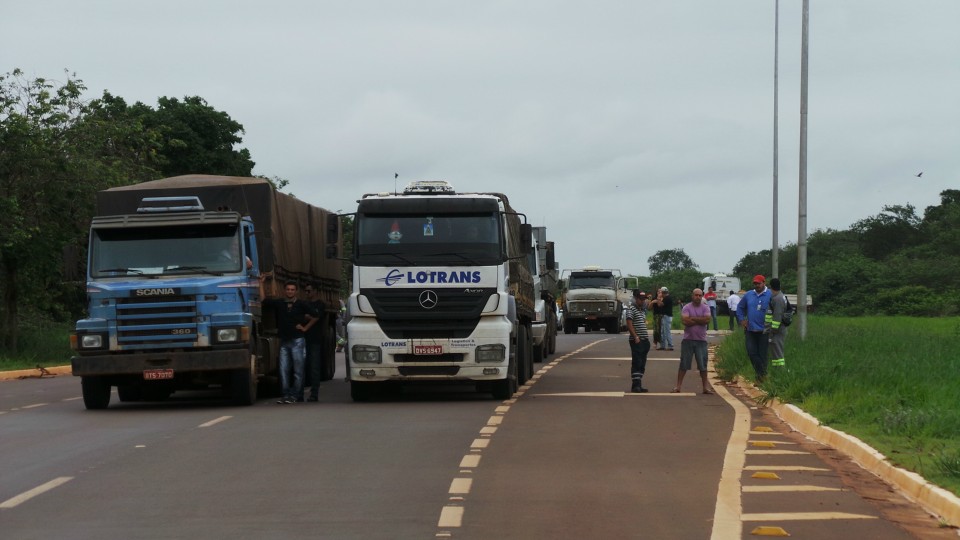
[736,275,772,382]
[303,283,327,402]
[651,286,674,350]
[673,288,714,394]
[726,289,741,331]
[766,278,788,370]
[704,286,718,331]
[260,278,319,404]
[626,289,651,393]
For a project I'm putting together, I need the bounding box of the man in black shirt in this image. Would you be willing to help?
[260,278,319,404]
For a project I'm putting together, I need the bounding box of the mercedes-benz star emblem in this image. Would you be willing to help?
[419,290,438,309]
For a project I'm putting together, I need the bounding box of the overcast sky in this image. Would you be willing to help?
[6,1,958,277]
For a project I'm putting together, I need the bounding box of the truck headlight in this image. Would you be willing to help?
[80,334,103,349]
[476,344,505,363]
[215,328,239,343]
[352,345,382,364]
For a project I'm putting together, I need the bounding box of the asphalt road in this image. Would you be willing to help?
[0,333,948,539]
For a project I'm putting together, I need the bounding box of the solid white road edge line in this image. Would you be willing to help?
[709,380,750,540]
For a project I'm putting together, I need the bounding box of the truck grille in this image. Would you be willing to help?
[115,295,198,347]
[361,288,495,339]
[394,354,464,363]
[568,301,611,314]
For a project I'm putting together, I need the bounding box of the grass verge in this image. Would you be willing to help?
[715,316,960,497]
[0,323,74,371]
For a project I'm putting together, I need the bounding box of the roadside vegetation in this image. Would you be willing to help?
[715,316,960,496]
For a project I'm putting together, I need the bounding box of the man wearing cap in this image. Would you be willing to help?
[625,290,650,393]
[736,275,772,381]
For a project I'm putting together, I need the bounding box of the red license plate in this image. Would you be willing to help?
[414,345,443,355]
[143,369,174,380]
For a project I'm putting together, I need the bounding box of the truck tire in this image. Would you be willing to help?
[81,376,111,410]
[606,319,619,334]
[533,343,544,364]
[564,320,578,334]
[548,325,557,354]
[230,354,258,406]
[320,326,336,381]
[491,355,518,400]
[350,380,378,402]
[517,324,532,384]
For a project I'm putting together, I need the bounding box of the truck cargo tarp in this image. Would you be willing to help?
[97,175,339,281]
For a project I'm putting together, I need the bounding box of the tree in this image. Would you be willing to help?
[0,70,161,352]
[648,248,698,275]
[851,204,922,260]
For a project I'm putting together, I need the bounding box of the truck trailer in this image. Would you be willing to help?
[346,180,534,401]
[71,175,341,409]
[530,226,558,363]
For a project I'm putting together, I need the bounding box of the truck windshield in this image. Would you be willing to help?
[355,213,502,266]
[568,273,616,289]
[90,223,243,277]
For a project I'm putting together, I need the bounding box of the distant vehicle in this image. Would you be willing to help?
[561,266,623,334]
[557,308,564,329]
[702,274,741,315]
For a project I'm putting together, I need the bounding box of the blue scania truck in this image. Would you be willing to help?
[70,175,341,409]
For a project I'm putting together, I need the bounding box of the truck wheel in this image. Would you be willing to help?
[516,325,530,385]
[230,354,258,406]
[491,355,518,400]
[320,327,337,381]
[533,343,544,364]
[606,319,619,334]
[548,327,557,354]
[350,380,378,402]
[81,376,111,410]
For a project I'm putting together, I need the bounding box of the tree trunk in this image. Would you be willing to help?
[2,256,18,353]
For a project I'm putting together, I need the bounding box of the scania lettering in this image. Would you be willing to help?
[346,180,535,401]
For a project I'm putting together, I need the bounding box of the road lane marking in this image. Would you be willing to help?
[745,466,829,472]
[470,438,489,449]
[536,391,696,397]
[743,485,841,493]
[438,506,464,527]
[742,512,876,521]
[449,478,472,494]
[495,405,510,413]
[745,450,808,455]
[198,416,233,428]
[480,426,497,435]
[460,455,481,468]
[710,380,752,540]
[22,403,48,409]
[0,477,74,509]
[487,416,502,426]
[62,397,82,402]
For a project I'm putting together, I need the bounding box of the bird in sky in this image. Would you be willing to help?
[915,172,923,178]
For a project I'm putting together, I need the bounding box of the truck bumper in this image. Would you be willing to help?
[71,349,250,376]
[347,316,512,382]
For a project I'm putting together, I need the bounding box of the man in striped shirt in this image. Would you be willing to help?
[626,289,651,393]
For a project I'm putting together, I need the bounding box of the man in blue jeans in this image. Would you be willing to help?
[260,278,319,403]
[653,287,675,350]
[736,275,772,382]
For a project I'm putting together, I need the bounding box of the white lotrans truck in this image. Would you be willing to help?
[346,180,535,401]
[529,226,558,363]
[561,267,623,334]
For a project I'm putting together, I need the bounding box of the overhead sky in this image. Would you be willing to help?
[6,1,958,276]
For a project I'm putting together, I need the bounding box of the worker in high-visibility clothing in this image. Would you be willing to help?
[765,278,788,368]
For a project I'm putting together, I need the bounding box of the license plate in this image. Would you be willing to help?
[414,345,443,355]
[143,369,174,380]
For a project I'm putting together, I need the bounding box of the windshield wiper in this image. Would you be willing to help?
[98,267,144,275]
[163,266,224,276]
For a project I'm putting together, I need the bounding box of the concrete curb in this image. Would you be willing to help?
[736,377,960,527]
[0,365,72,381]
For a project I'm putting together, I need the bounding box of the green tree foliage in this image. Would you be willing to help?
[648,248,697,275]
[0,70,162,352]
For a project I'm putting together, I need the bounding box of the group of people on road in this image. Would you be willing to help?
[259,277,331,404]
[624,274,790,393]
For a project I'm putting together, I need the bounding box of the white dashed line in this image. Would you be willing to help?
[438,506,464,527]
[448,478,472,495]
[459,455,481,468]
[22,403,48,409]
[0,477,74,509]
[470,438,489,449]
[198,416,232,428]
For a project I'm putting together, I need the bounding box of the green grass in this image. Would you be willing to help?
[0,323,74,370]
[715,316,960,496]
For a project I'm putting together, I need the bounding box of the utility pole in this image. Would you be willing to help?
[772,0,780,279]
[797,0,810,339]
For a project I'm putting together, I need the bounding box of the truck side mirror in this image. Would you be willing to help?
[327,214,339,236]
[520,224,532,253]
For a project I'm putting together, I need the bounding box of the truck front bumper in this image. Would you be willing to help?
[71,349,250,376]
